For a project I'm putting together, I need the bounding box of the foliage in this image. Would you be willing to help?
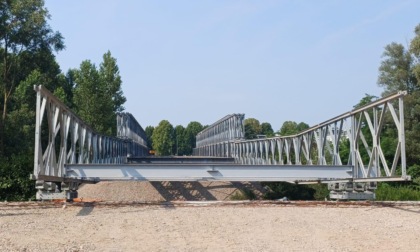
[73,52,126,135]
[0,0,66,200]
[278,121,309,136]
[152,120,174,156]
[174,125,187,155]
[145,126,154,149]
[184,121,203,154]
[260,122,274,137]
[0,0,64,152]
[376,183,420,201]
[378,24,420,169]
[99,51,126,114]
[307,184,330,200]
[244,118,261,139]
[378,43,417,94]
[262,182,315,200]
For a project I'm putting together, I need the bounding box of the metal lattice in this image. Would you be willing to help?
[33,85,148,184]
[194,92,409,181]
[194,114,244,157]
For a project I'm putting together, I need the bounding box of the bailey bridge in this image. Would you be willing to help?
[32,85,410,200]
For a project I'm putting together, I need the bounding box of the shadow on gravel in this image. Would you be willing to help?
[150,181,218,201]
[150,181,266,201]
[387,206,420,214]
[76,203,95,216]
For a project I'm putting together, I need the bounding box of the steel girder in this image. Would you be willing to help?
[33,86,148,187]
[65,164,353,182]
[193,91,409,181]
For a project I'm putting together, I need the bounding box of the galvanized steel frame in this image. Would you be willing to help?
[194,91,409,181]
[33,85,148,184]
[194,114,244,157]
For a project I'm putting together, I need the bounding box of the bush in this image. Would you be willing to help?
[376,183,420,201]
[307,184,330,200]
[262,182,315,200]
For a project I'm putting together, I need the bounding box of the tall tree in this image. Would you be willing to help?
[73,51,126,135]
[411,24,420,86]
[73,60,113,134]
[145,126,154,150]
[377,23,420,183]
[378,42,417,94]
[244,118,261,139]
[99,51,126,113]
[0,0,65,200]
[261,122,274,137]
[152,120,174,156]
[174,125,187,155]
[0,0,64,152]
[184,121,204,155]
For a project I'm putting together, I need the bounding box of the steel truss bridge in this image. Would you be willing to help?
[32,85,410,200]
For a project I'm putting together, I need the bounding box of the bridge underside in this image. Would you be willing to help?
[65,164,353,182]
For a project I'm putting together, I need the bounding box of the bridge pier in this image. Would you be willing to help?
[34,180,81,201]
[328,182,377,200]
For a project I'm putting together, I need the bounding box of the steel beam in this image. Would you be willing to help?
[65,164,352,182]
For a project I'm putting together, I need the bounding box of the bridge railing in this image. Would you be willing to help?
[195,91,408,181]
[33,85,148,183]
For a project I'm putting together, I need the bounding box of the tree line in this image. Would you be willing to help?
[0,0,419,200]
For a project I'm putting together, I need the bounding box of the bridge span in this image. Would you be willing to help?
[32,85,410,200]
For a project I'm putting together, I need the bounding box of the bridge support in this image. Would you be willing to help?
[328,182,377,200]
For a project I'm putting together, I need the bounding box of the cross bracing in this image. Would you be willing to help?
[33,86,148,194]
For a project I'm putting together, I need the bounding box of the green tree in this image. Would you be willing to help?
[297,122,310,132]
[174,125,187,155]
[244,118,261,139]
[0,0,66,200]
[378,43,417,95]
[261,122,274,137]
[0,0,64,152]
[73,60,113,134]
[377,23,420,185]
[73,51,126,135]
[152,120,174,156]
[99,50,126,113]
[184,121,204,155]
[278,121,298,136]
[145,126,154,150]
[410,24,420,84]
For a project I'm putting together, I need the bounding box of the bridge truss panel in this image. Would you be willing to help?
[194,91,409,181]
[117,112,148,156]
[194,114,244,156]
[33,85,148,184]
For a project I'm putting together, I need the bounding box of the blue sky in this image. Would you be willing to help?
[44,0,419,131]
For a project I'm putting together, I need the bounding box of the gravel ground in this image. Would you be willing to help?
[78,181,267,201]
[1,202,419,251]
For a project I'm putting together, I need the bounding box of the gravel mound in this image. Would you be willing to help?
[78,181,267,201]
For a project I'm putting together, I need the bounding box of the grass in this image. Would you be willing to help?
[375,183,420,201]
